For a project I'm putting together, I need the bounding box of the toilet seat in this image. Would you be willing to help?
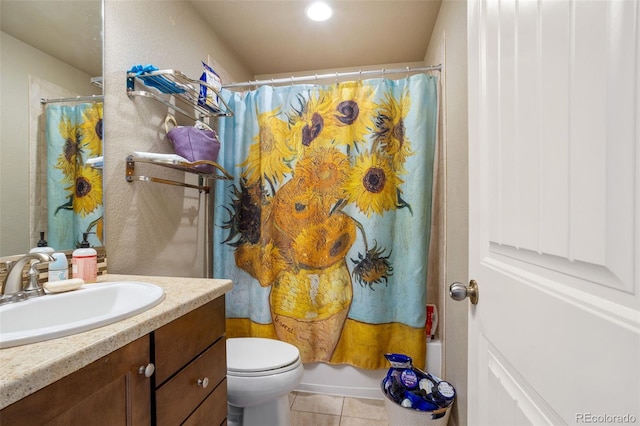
[227,337,301,377]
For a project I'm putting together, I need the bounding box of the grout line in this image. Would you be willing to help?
[289,392,391,424]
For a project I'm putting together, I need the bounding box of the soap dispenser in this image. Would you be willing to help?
[29,232,54,255]
[72,233,97,283]
[26,232,55,287]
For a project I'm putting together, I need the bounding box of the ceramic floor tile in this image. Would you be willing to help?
[339,417,389,426]
[291,410,341,426]
[341,396,388,421]
[291,392,345,416]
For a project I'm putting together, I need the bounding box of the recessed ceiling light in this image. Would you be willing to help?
[306,2,333,22]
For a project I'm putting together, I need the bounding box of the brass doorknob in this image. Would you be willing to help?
[449,280,479,305]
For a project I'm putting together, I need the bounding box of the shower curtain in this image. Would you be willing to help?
[46,102,104,250]
[214,74,438,369]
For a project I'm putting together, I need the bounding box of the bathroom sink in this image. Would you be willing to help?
[0,281,165,349]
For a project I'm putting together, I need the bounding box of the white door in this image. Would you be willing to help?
[466,1,640,425]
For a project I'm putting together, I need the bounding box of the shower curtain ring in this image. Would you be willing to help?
[406,66,410,78]
[291,76,294,86]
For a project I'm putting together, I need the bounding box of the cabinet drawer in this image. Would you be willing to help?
[182,379,227,426]
[155,337,226,426]
[153,296,225,385]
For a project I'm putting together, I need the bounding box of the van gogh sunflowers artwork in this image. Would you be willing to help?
[214,75,438,369]
[46,102,104,250]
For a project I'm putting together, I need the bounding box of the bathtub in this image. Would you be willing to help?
[295,339,443,399]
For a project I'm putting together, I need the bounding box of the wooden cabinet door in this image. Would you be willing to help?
[0,336,151,425]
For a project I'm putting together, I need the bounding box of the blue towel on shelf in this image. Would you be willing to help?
[128,64,185,94]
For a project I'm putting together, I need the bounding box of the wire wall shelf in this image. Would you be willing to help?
[126,154,233,193]
[126,69,233,121]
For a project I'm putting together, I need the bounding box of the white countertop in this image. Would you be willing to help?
[0,274,232,409]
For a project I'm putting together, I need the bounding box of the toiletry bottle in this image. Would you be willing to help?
[29,232,54,281]
[72,233,97,283]
[29,231,54,255]
[48,252,69,282]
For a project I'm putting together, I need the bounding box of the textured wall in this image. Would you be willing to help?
[103,0,251,277]
[424,1,469,425]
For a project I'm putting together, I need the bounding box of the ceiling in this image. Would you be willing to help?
[0,0,103,77]
[190,0,443,76]
[0,0,442,78]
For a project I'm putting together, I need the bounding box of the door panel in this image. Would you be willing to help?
[468,0,640,424]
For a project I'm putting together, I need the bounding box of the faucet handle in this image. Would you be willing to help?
[23,263,46,298]
[1,253,55,303]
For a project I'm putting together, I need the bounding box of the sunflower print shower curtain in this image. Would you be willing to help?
[46,102,104,250]
[214,74,438,369]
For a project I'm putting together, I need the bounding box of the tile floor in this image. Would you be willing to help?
[289,391,389,426]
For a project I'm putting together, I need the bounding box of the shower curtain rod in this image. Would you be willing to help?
[222,64,442,89]
[41,94,104,104]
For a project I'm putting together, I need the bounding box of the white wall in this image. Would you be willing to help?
[103,0,251,276]
[424,1,469,425]
[0,32,98,256]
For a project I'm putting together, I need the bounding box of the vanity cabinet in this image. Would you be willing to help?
[0,336,151,425]
[153,296,227,425]
[0,296,228,425]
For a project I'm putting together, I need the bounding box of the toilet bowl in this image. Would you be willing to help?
[226,337,304,426]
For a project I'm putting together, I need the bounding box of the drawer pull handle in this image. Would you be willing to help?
[197,377,209,389]
[138,363,155,378]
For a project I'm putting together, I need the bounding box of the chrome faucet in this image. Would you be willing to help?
[1,252,55,305]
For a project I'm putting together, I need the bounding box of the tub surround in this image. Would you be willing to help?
[297,338,442,400]
[0,274,232,409]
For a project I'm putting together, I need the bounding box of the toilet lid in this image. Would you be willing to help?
[227,337,300,373]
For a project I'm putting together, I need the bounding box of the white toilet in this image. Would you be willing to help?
[226,337,304,426]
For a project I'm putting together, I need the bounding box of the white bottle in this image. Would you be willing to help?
[29,232,54,255]
[48,253,69,282]
[29,232,54,281]
[72,233,97,283]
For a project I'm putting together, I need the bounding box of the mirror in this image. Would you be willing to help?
[0,0,103,256]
